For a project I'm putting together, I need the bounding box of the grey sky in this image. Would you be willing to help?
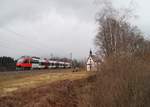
[0,0,149,59]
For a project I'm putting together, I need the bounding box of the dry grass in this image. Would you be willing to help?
[0,74,96,107]
[91,55,150,107]
[0,69,94,96]
[74,75,96,107]
[0,80,77,107]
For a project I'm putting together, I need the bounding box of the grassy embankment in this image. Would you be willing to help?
[0,69,95,107]
[0,69,94,95]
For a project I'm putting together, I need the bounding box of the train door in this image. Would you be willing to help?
[31,59,39,69]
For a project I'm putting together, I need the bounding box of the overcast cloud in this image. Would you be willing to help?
[0,0,149,59]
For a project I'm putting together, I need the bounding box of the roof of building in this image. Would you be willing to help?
[87,50,101,63]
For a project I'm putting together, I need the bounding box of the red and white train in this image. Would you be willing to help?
[16,56,71,70]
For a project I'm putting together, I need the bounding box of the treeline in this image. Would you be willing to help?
[72,59,85,69]
[0,56,16,71]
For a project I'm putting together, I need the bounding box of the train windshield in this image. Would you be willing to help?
[17,58,24,63]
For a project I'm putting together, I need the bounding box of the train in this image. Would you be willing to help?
[16,56,71,70]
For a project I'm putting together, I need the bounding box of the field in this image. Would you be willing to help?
[0,69,95,107]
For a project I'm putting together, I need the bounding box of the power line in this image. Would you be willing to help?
[0,27,26,38]
[0,26,70,58]
[0,27,49,46]
[0,27,49,51]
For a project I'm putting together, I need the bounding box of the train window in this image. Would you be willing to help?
[51,63,54,66]
[41,62,45,65]
[24,60,29,63]
[41,62,49,65]
[45,62,50,66]
[17,59,24,63]
[55,63,59,66]
[31,60,39,64]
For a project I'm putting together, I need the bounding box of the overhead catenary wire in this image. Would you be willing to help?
[0,27,47,46]
[0,27,50,52]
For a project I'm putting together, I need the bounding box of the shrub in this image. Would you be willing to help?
[91,55,150,107]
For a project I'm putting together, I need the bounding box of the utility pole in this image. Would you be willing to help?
[70,53,73,68]
[50,53,53,59]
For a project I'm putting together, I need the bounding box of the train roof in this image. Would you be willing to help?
[18,56,71,63]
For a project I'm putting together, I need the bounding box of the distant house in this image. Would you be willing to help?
[86,50,98,71]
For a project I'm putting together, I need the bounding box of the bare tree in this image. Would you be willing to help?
[95,1,144,58]
[91,1,150,107]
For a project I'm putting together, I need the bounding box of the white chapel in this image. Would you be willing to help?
[86,50,98,71]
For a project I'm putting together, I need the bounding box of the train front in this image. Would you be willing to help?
[16,57,32,70]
